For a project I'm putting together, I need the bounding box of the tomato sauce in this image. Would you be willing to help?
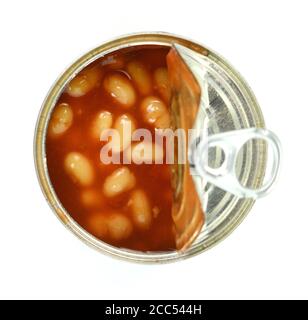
[46,46,176,251]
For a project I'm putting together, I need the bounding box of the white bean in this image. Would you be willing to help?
[87,213,109,238]
[107,213,133,241]
[110,114,136,153]
[130,189,152,230]
[128,141,164,164]
[91,110,113,140]
[127,60,152,95]
[103,167,136,197]
[48,103,73,138]
[64,152,94,186]
[104,53,125,70]
[140,96,170,129]
[153,67,170,102]
[103,73,136,108]
[66,65,102,97]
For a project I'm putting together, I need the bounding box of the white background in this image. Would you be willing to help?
[0,0,307,300]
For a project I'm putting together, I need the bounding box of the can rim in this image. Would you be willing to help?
[34,32,266,264]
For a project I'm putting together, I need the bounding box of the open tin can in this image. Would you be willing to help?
[34,32,280,263]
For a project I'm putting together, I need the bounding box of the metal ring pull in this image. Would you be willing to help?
[192,128,281,199]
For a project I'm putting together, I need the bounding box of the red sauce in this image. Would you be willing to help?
[46,46,176,251]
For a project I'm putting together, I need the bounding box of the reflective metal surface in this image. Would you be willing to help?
[172,44,279,199]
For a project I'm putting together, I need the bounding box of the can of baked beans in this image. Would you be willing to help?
[34,32,280,263]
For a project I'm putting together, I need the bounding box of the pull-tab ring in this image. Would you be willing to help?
[192,128,281,199]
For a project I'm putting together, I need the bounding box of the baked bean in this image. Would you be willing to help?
[153,67,170,102]
[128,141,164,164]
[107,213,133,241]
[91,110,113,140]
[140,96,170,129]
[64,152,94,186]
[66,66,102,97]
[81,189,103,208]
[103,53,125,70]
[48,103,73,138]
[103,72,136,108]
[127,60,152,95]
[103,167,136,197]
[88,212,132,241]
[110,113,136,153]
[130,189,152,230]
[87,214,109,238]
